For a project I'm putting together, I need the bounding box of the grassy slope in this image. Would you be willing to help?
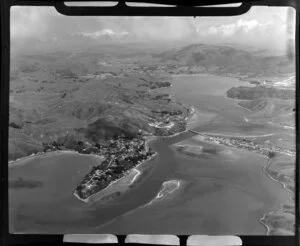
[238,98,295,127]
[9,52,189,161]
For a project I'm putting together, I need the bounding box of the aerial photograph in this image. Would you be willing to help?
[9,5,295,235]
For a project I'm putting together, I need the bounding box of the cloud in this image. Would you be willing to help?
[10,7,198,43]
[75,29,130,39]
[10,6,293,53]
[197,16,289,52]
[201,19,273,37]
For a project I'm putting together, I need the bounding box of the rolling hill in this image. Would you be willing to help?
[9,52,190,161]
[9,43,295,160]
[149,44,295,77]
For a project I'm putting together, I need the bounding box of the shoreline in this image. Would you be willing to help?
[73,151,158,203]
[8,106,193,165]
[198,132,275,139]
[259,156,295,235]
[150,106,198,140]
[9,108,194,203]
[190,132,295,235]
[8,135,158,166]
[171,72,244,80]
[170,72,292,86]
[229,97,296,130]
[72,107,196,203]
[150,179,182,203]
[9,150,105,166]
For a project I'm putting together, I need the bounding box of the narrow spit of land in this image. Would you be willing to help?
[188,130,295,157]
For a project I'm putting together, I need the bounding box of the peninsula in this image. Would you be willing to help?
[72,108,194,202]
[189,130,295,158]
[73,136,156,201]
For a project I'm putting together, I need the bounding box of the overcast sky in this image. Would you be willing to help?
[10,5,295,53]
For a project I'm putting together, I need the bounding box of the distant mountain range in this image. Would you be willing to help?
[150,43,295,76]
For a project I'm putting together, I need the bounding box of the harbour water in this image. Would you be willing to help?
[9,74,291,234]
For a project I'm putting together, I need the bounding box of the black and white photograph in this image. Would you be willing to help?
[8,4,296,235]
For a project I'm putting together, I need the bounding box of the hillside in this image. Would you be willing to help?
[9,53,190,161]
[147,44,295,77]
[239,98,295,127]
[9,43,296,160]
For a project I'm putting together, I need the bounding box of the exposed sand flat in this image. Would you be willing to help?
[136,180,185,207]
[155,180,182,200]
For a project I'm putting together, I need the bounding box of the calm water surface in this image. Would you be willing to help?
[9,75,289,234]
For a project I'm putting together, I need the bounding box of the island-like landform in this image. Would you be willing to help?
[149,180,184,204]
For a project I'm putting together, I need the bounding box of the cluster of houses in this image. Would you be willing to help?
[204,135,295,157]
[74,136,155,200]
